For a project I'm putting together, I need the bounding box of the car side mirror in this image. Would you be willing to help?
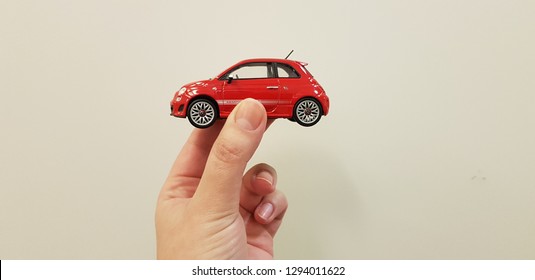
[227,74,238,84]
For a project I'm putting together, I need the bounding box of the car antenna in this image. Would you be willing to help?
[284,50,294,59]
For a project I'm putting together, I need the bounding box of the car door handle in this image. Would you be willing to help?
[266,86,279,90]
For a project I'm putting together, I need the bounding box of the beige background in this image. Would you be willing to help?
[1,0,534,259]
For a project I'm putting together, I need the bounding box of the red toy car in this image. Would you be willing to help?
[170,58,329,128]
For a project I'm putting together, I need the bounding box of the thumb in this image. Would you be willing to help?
[193,98,267,213]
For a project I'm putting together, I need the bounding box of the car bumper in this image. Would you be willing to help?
[320,95,330,116]
[170,99,187,118]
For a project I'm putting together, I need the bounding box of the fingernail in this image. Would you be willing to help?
[235,99,264,131]
[258,203,274,221]
[256,170,273,187]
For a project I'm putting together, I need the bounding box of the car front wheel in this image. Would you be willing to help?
[293,98,322,127]
[187,99,218,128]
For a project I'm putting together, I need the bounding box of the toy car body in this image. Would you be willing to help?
[170,58,329,128]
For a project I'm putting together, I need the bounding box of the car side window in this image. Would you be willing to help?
[224,62,274,79]
[276,63,300,78]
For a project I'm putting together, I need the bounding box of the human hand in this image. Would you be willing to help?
[156,99,288,259]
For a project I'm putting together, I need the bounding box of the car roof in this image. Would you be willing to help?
[215,58,310,79]
[237,58,308,66]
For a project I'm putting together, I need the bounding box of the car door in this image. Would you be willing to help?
[221,62,279,115]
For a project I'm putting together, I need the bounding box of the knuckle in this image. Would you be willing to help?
[212,137,244,165]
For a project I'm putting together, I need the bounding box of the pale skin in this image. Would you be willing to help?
[156,98,288,259]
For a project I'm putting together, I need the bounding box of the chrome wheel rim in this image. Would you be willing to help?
[190,101,215,126]
[296,100,320,124]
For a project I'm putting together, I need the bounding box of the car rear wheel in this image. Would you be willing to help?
[293,98,322,126]
[187,99,218,128]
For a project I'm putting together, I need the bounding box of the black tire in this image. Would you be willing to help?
[187,99,218,128]
[293,98,322,127]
